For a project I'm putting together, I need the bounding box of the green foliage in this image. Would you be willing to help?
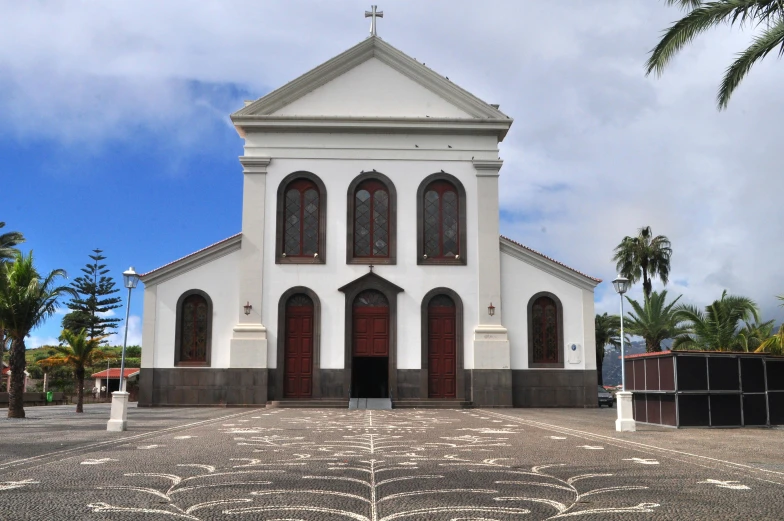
[0,221,25,370]
[0,252,74,417]
[673,290,760,351]
[37,329,108,412]
[595,313,626,386]
[612,226,672,299]
[647,1,784,109]
[0,222,24,263]
[625,290,688,352]
[756,325,784,355]
[736,319,775,352]
[62,249,122,342]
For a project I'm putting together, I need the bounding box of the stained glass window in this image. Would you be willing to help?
[532,296,559,364]
[423,181,459,259]
[283,180,319,257]
[180,294,208,363]
[353,180,389,258]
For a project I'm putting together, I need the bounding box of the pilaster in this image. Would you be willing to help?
[472,159,510,371]
[230,156,271,368]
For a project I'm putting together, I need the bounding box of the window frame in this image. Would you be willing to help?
[527,291,565,368]
[174,289,213,367]
[346,171,397,265]
[276,171,327,264]
[416,172,467,266]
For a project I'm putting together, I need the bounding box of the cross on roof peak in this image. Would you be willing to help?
[365,5,383,37]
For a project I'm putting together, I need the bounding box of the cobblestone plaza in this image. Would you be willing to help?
[0,405,782,520]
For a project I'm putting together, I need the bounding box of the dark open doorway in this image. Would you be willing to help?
[352,357,388,398]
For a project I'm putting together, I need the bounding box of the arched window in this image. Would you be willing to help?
[346,172,397,264]
[527,292,564,367]
[276,172,327,264]
[416,173,467,265]
[174,290,212,366]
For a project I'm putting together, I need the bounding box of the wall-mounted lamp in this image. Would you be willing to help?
[243,301,253,315]
[488,302,495,316]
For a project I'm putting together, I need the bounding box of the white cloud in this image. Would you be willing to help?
[26,336,60,349]
[106,315,142,348]
[1,1,782,323]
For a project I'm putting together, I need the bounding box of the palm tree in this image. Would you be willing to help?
[0,252,74,418]
[0,222,25,367]
[755,294,784,354]
[755,325,784,355]
[673,290,760,351]
[625,290,688,352]
[37,329,107,413]
[0,222,24,262]
[737,319,775,352]
[613,226,672,299]
[647,1,784,110]
[595,313,624,386]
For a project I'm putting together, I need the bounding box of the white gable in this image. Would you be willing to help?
[272,57,472,118]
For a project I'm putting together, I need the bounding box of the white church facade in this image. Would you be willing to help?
[138,35,600,408]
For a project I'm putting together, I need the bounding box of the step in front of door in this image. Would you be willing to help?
[349,398,393,410]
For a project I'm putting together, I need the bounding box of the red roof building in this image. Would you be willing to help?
[90,368,140,379]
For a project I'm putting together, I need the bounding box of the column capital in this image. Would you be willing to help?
[472,158,503,177]
[239,156,272,174]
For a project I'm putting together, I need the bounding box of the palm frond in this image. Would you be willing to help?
[647,1,761,76]
[718,17,784,109]
[664,0,705,9]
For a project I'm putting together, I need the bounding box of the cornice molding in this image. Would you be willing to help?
[231,116,511,138]
[499,237,601,291]
[231,37,513,141]
[140,234,242,288]
[473,158,504,176]
[239,156,272,174]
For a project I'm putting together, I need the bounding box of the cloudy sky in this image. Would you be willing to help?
[2,0,782,347]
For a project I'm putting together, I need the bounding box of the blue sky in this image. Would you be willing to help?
[2,81,254,346]
[2,1,783,347]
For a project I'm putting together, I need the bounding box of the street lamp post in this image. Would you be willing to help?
[107,266,140,432]
[612,274,635,432]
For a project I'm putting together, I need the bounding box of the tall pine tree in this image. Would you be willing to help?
[62,249,122,342]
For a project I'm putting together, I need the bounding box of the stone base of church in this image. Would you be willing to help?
[512,369,598,408]
[138,367,597,408]
[469,370,514,407]
[137,368,269,407]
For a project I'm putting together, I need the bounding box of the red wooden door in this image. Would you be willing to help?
[428,302,456,398]
[353,307,389,357]
[284,303,313,398]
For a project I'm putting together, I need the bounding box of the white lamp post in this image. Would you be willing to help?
[612,274,635,432]
[107,266,140,432]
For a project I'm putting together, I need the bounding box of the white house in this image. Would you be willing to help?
[138,34,600,408]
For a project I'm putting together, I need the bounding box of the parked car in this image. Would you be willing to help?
[598,386,615,407]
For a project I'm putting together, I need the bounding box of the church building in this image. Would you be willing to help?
[137,29,601,408]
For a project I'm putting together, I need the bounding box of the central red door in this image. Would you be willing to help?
[353,307,389,356]
[284,295,314,398]
[428,296,456,398]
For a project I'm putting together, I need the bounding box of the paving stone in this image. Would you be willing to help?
[0,404,782,519]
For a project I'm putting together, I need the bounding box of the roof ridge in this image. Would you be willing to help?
[140,233,241,278]
[500,235,602,283]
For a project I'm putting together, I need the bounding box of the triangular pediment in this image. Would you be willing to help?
[233,37,509,121]
[338,271,404,296]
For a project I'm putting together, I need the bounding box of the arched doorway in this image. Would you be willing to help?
[352,289,389,398]
[427,294,457,398]
[284,293,314,398]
